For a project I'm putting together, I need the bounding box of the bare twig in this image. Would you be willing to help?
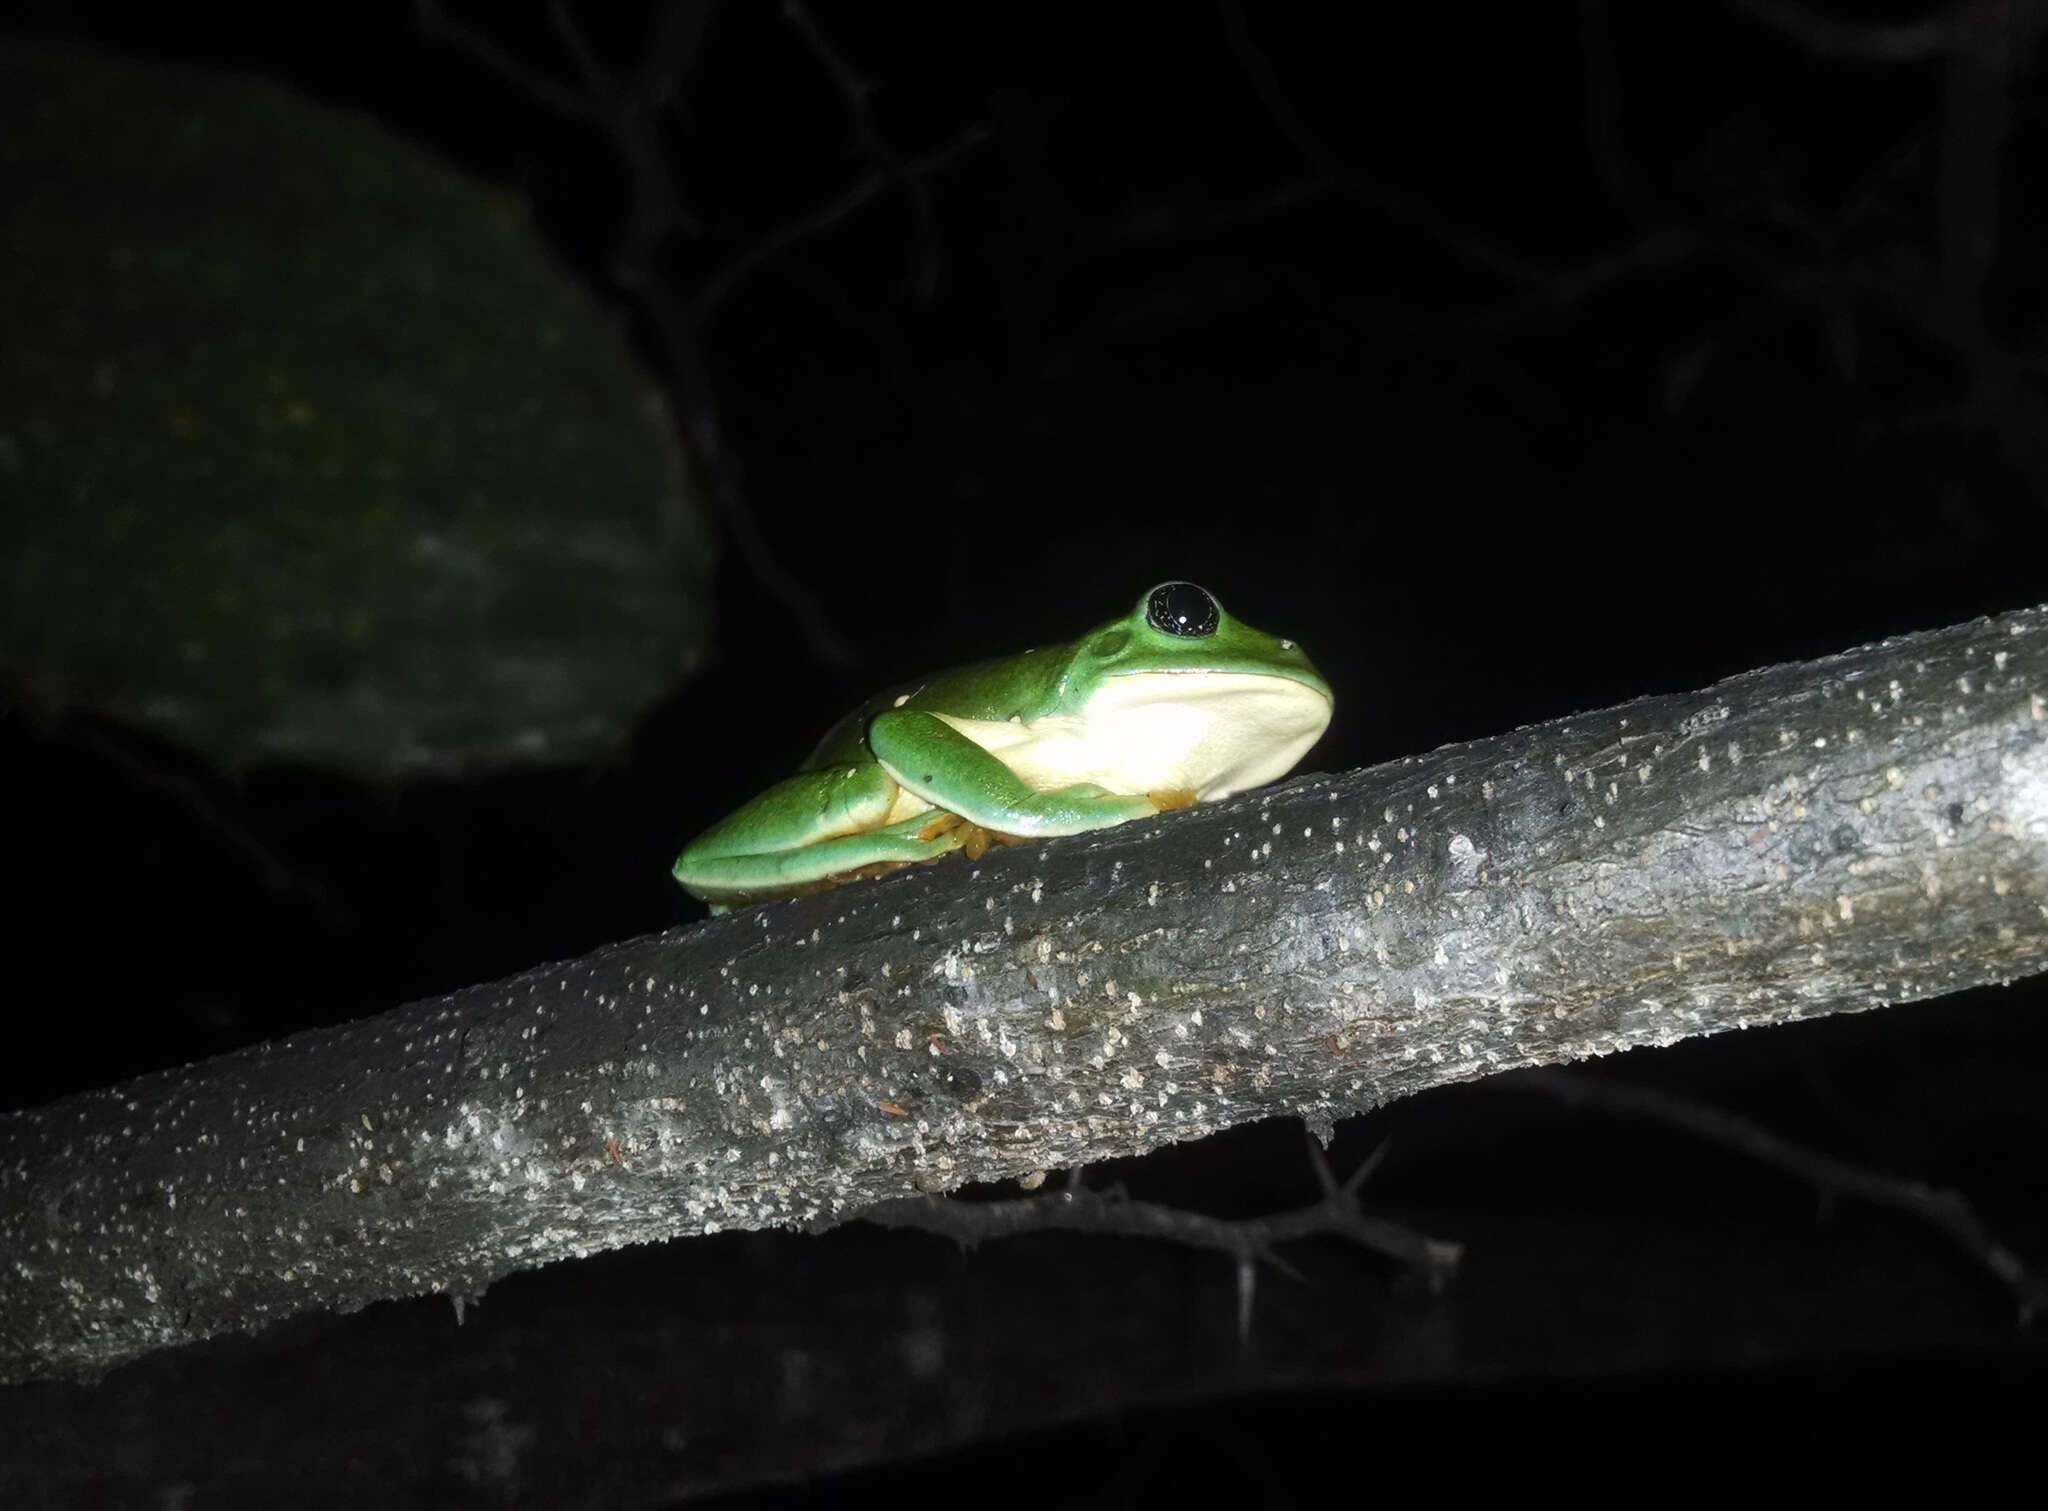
[1730,0,1956,62]
[1524,1068,2048,1323]
[859,1131,1461,1337]
[1212,0,1553,289]
[415,0,864,664]
[543,0,607,95]
[1219,0,1338,172]
[779,0,960,302]
[1579,0,1674,227]
[413,0,588,119]
[1123,169,1559,292]
[56,716,351,934]
[690,129,986,322]
[642,0,719,115]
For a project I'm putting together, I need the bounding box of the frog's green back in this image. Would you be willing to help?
[800,640,1079,771]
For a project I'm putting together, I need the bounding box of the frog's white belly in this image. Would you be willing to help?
[934,671,1331,803]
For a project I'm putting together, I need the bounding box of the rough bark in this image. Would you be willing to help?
[6,604,2047,1384]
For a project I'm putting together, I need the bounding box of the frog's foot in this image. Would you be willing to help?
[915,812,967,843]
[1148,787,1198,812]
[955,821,1030,860]
[906,811,1029,863]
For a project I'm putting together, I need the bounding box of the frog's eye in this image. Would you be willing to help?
[1146,582,1220,639]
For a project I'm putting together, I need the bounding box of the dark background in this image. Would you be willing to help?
[4,1,2046,1499]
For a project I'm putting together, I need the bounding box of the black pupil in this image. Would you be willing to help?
[1147,582,1219,638]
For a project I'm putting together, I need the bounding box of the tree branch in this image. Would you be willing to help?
[7,604,2048,1382]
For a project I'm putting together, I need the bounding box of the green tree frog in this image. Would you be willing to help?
[673,582,1333,911]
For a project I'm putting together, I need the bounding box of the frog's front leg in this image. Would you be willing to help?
[673,763,967,910]
[868,711,1166,838]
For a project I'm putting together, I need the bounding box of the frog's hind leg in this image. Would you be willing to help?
[677,765,969,910]
[697,818,970,911]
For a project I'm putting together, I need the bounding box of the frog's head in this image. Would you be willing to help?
[1054,582,1334,801]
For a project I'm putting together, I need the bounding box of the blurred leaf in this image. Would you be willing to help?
[0,42,714,778]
